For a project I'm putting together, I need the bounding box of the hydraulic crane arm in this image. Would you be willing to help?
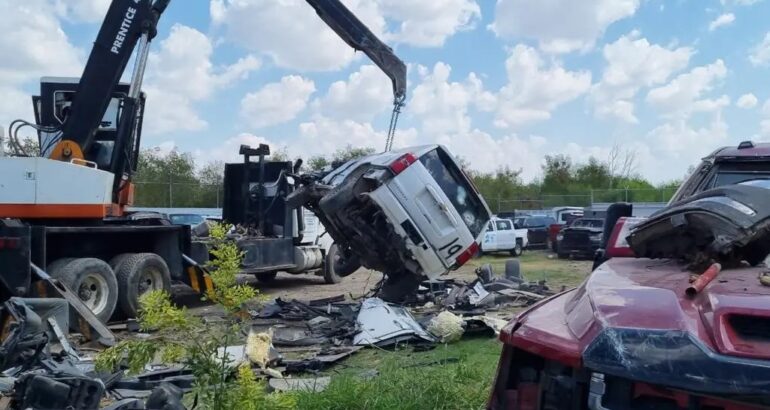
[305,0,407,105]
[49,0,170,162]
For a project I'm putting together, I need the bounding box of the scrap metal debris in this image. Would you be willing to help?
[0,257,554,408]
[628,184,770,269]
[353,298,436,347]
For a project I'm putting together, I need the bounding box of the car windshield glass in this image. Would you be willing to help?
[496,220,511,230]
[419,148,488,237]
[712,162,770,188]
[572,219,603,228]
[738,179,770,189]
[714,172,770,187]
[525,218,541,228]
[170,214,204,225]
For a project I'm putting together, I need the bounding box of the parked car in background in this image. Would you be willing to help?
[547,208,583,251]
[515,215,556,248]
[168,213,206,226]
[481,217,528,256]
[555,218,604,259]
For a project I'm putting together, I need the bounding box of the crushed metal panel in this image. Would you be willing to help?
[353,298,436,346]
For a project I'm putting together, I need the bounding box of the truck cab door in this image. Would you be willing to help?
[496,219,515,250]
[482,221,497,251]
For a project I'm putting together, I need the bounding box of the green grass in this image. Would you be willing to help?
[291,252,586,410]
[293,337,502,410]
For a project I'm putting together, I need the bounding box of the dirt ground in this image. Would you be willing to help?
[203,250,594,303]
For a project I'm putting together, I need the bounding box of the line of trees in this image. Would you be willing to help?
[3,137,682,210]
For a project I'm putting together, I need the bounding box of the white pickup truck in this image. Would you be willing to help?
[481,217,528,256]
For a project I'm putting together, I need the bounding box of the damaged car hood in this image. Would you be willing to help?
[505,257,770,399]
[627,184,770,266]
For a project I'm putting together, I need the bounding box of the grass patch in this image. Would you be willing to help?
[467,251,591,289]
[294,337,501,410]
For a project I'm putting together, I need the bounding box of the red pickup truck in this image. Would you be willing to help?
[547,207,583,251]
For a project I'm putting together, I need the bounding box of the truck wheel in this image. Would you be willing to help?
[113,253,172,318]
[48,258,118,327]
[378,272,422,303]
[256,272,278,283]
[510,242,523,257]
[323,243,360,284]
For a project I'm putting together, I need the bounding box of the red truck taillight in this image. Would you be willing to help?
[455,242,479,267]
[389,153,417,175]
[0,237,21,250]
[605,217,645,258]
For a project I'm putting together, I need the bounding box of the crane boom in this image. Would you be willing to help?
[305,0,407,105]
[47,0,170,166]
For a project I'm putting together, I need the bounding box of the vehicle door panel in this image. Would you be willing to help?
[496,220,515,249]
[483,221,497,251]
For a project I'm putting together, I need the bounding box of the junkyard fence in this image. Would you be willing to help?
[493,188,677,214]
[133,182,677,213]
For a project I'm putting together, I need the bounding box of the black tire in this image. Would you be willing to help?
[113,253,172,318]
[256,272,278,283]
[378,272,422,303]
[510,241,523,257]
[323,243,361,284]
[48,258,118,328]
[504,259,522,281]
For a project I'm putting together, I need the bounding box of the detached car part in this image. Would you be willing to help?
[628,184,770,267]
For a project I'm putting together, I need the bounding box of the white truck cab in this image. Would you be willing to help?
[293,144,491,299]
[482,217,528,256]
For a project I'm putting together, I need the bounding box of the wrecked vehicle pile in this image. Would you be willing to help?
[490,141,770,410]
[0,257,551,408]
[628,182,770,269]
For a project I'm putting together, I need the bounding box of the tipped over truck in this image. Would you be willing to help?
[289,145,492,302]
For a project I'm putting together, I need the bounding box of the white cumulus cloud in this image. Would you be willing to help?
[210,0,480,71]
[736,93,758,109]
[490,0,640,53]
[0,0,83,126]
[708,13,735,31]
[313,65,393,122]
[590,32,692,122]
[143,24,261,135]
[53,0,111,23]
[377,0,481,47]
[495,45,591,127]
[410,62,495,135]
[646,60,728,119]
[240,75,316,128]
[749,32,770,67]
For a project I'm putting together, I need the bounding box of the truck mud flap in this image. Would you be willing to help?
[30,264,116,346]
[181,254,215,295]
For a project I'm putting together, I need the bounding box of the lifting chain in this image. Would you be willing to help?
[384,97,405,152]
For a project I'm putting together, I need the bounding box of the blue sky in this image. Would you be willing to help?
[3,0,770,183]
